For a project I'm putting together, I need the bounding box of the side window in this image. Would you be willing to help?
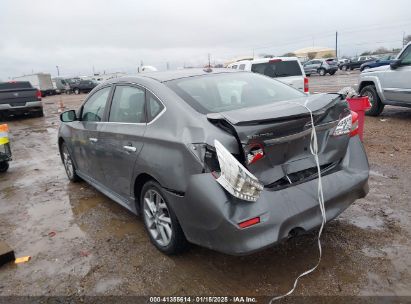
[399,46,411,65]
[238,64,246,70]
[147,93,164,122]
[232,65,238,69]
[109,85,146,123]
[81,86,111,122]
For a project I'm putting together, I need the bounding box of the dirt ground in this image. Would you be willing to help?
[0,70,410,299]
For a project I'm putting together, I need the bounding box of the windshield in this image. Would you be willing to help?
[251,60,302,78]
[166,72,305,114]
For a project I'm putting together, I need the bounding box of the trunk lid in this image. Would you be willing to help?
[208,93,350,187]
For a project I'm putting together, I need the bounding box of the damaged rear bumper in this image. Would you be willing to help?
[164,136,369,255]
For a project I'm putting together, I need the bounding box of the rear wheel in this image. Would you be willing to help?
[74,88,80,95]
[0,161,9,173]
[32,109,44,117]
[141,180,188,255]
[360,85,384,116]
[329,70,336,75]
[61,142,80,182]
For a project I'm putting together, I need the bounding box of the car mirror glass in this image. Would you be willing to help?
[60,110,77,122]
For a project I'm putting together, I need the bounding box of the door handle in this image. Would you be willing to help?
[89,137,98,143]
[123,145,137,152]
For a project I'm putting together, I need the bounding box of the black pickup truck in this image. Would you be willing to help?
[0,81,43,118]
[339,56,376,71]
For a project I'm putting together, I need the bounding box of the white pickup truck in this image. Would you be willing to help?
[357,42,411,116]
[227,57,308,93]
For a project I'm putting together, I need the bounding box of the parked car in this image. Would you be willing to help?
[338,58,349,68]
[13,73,55,96]
[227,57,308,93]
[0,81,43,118]
[358,42,411,116]
[359,54,397,71]
[70,79,98,94]
[340,56,376,71]
[53,77,71,94]
[58,69,369,255]
[303,58,338,76]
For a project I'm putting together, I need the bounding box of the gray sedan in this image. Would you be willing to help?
[58,69,369,255]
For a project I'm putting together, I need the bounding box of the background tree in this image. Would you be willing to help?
[372,47,389,55]
[307,52,317,60]
[360,51,372,56]
[282,52,296,57]
[322,53,334,58]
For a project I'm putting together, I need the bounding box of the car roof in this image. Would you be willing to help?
[110,68,241,83]
[231,57,300,65]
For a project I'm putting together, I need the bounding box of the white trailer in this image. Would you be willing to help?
[13,73,55,96]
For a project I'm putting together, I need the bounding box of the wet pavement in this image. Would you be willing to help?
[0,72,410,298]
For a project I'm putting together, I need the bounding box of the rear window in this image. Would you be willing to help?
[165,72,305,114]
[0,81,33,90]
[251,60,302,78]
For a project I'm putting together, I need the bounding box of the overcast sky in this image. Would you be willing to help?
[1,0,411,80]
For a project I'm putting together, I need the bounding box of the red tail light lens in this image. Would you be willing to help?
[304,77,309,93]
[238,217,260,229]
[350,110,359,137]
[36,90,42,100]
[247,144,265,165]
[269,59,282,63]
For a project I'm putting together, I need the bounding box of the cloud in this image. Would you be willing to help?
[1,0,410,79]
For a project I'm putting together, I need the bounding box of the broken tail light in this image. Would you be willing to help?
[247,144,264,165]
[332,113,352,136]
[214,140,263,202]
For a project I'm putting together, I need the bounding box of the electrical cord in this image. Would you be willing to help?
[269,99,327,302]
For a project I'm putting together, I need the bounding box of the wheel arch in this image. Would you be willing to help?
[133,173,160,213]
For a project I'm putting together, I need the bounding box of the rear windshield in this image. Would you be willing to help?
[0,81,32,90]
[251,60,302,78]
[166,72,305,114]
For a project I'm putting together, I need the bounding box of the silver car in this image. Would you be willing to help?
[59,69,369,255]
[358,42,411,116]
[303,59,338,76]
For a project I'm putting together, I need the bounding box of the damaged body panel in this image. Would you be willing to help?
[58,69,369,255]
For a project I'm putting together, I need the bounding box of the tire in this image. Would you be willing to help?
[363,66,370,71]
[318,68,326,76]
[0,161,9,173]
[74,88,80,95]
[60,142,80,182]
[360,85,384,116]
[306,74,311,77]
[329,70,336,75]
[141,180,188,255]
[32,109,44,117]
[343,65,348,71]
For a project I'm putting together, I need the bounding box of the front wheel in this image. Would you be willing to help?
[318,68,326,76]
[0,161,9,173]
[141,180,188,255]
[61,142,80,182]
[74,88,80,95]
[360,85,384,116]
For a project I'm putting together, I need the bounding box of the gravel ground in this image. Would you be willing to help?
[0,70,410,300]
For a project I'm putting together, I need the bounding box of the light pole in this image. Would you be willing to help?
[56,65,60,76]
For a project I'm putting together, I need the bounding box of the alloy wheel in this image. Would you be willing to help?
[143,189,173,247]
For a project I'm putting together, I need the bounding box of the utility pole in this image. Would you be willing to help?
[335,31,338,58]
[56,65,60,76]
[208,53,211,68]
[403,32,406,47]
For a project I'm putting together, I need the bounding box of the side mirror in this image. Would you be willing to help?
[390,59,402,69]
[60,110,77,122]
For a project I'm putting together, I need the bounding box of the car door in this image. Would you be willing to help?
[98,84,147,203]
[381,45,411,103]
[70,86,112,182]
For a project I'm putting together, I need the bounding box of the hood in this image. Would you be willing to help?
[361,65,390,73]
